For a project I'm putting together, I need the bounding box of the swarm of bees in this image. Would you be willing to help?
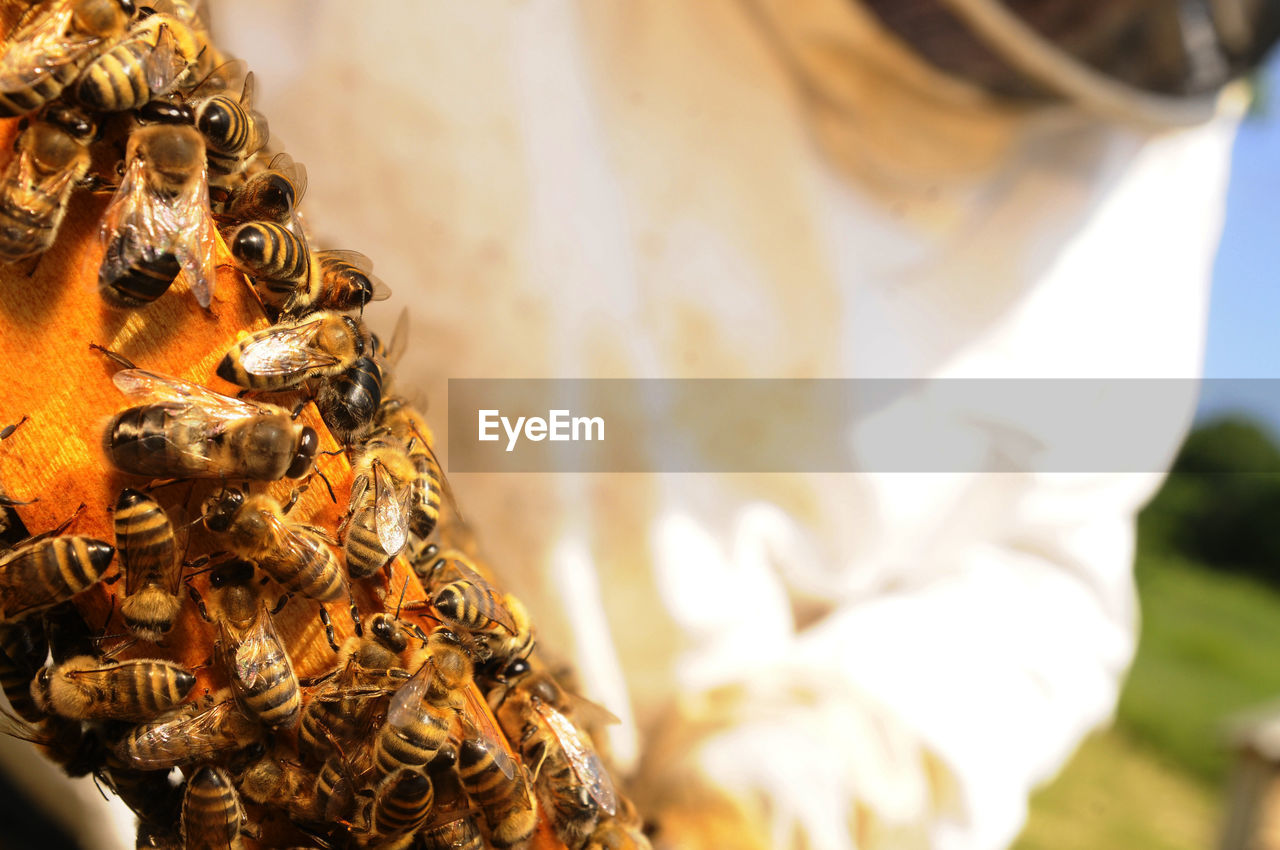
[0,2,652,849]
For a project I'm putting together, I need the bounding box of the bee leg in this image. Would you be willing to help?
[21,503,89,544]
[318,604,339,653]
[186,584,213,623]
[348,587,363,638]
[281,488,302,515]
[88,342,138,371]
[270,593,291,616]
[80,173,118,195]
[0,494,35,507]
[0,415,27,441]
[290,401,307,420]
[20,255,40,279]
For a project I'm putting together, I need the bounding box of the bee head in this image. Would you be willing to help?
[202,488,244,533]
[40,104,97,143]
[136,100,194,127]
[286,426,319,479]
[209,558,255,589]
[370,614,407,653]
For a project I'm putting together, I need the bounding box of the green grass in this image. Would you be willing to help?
[1014,551,1280,848]
[1119,553,1280,786]
[1013,729,1217,850]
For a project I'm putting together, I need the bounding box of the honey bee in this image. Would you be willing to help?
[286,249,391,316]
[190,68,268,181]
[68,9,198,112]
[0,531,113,623]
[421,550,533,667]
[221,151,306,223]
[355,769,435,847]
[497,673,619,848]
[215,310,366,392]
[376,395,445,541]
[455,731,538,849]
[299,612,415,760]
[182,765,247,850]
[373,630,472,775]
[114,488,183,642]
[202,489,347,603]
[190,557,301,729]
[343,435,416,580]
[31,654,196,721]
[104,368,319,481]
[236,747,319,823]
[113,695,262,770]
[0,0,134,117]
[0,620,46,722]
[97,119,219,308]
[0,102,96,262]
[314,356,383,444]
[155,0,224,91]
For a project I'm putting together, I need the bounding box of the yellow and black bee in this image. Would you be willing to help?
[0,531,113,623]
[0,0,134,117]
[114,488,183,642]
[181,765,247,850]
[113,695,262,771]
[191,557,301,730]
[104,369,319,481]
[31,654,196,721]
[215,310,365,392]
[69,9,198,112]
[97,118,218,308]
[0,103,96,263]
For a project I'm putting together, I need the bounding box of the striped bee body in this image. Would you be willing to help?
[456,736,538,849]
[114,488,183,641]
[0,535,113,622]
[181,766,245,850]
[216,603,301,730]
[31,655,196,721]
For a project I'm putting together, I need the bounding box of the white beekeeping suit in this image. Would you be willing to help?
[204,1,1245,848]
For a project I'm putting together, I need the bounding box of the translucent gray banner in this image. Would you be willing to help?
[445,379,1270,473]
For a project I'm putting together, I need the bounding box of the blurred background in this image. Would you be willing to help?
[1015,53,1280,849]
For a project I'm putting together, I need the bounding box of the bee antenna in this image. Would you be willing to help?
[88,342,137,370]
[394,578,409,621]
[312,465,336,504]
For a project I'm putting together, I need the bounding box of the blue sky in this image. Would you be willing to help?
[1196,56,1280,428]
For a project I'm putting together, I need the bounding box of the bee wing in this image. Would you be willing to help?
[112,369,282,420]
[141,22,190,96]
[116,700,252,769]
[386,658,432,726]
[373,460,409,557]
[239,68,255,107]
[317,249,372,274]
[459,694,516,780]
[538,703,618,817]
[231,604,290,690]
[167,159,218,308]
[379,307,409,366]
[98,155,172,277]
[0,5,100,93]
[236,318,339,376]
[268,152,308,208]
